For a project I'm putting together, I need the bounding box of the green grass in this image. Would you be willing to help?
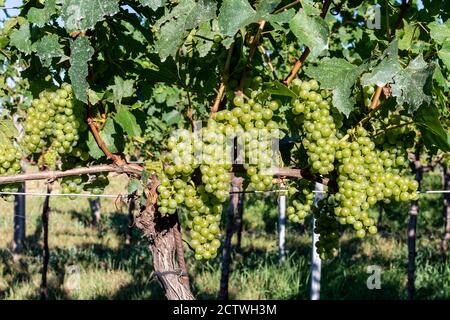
[1,172,449,300]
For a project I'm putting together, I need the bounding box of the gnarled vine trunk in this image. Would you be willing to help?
[135,180,194,300]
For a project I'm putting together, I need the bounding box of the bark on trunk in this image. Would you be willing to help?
[135,178,194,300]
[407,154,422,301]
[219,176,242,300]
[89,197,101,226]
[12,182,26,254]
[40,184,52,300]
[440,166,450,254]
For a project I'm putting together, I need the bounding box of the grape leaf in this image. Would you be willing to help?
[428,20,450,44]
[162,109,182,126]
[34,34,64,67]
[266,81,297,98]
[127,178,142,194]
[361,40,402,86]
[69,37,94,103]
[155,0,217,60]
[414,105,450,152]
[108,76,134,104]
[255,0,281,14]
[218,0,256,36]
[0,119,19,138]
[10,21,32,54]
[305,58,367,117]
[139,0,166,10]
[62,0,120,33]
[27,0,56,27]
[438,40,450,70]
[289,10,329,59]
[114,106,142,137]
[391,55,434,113]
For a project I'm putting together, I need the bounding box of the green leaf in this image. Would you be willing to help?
[218,0,256,36]
[414,105,450,152]
[255,0,281,14]
[127,178,141,194]
[69,37,94,103]
[0,119,19,138]
[162,109,182,126]
[108,76,134,104]
[114,106,142,137]
[289,10,329,58]
[428,20,450,44]
[361,40,402,86]
[391,55,434,113]
[10,21,32,54]
[155,0,217,60]
[33,34,63,67]
[305,58,367,117]
[266,81,297,98]
[438,39,450,70]
[62,0,120,33]
[139,0,166,10]
[397,21,419,51]
[87,118,120,159]
[27,0,56,27]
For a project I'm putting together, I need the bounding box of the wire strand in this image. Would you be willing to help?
[0,190,449,198]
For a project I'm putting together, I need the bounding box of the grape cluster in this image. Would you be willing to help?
[219,88,280,191]
[333,127,418,239]
[60,176,84,200]
[286,182,314,224]
[291,79,339,175]
[314,209,339,260]
[22,83,84,157]
[0,144,22,201]
[84,173,110,197]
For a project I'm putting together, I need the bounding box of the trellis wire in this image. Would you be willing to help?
[0,190,449,198]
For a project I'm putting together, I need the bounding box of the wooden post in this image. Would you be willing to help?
[407,152,422,300]
[12,182,26,254]
[219,175,242,300]
[88,197,101,226]
[39,184,52,300]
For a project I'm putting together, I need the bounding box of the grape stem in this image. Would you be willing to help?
[259,45,278,80]
[87,102,127,166]
[371,121,414,137]
[210,44,235,115]
[283,0,333,86]
[237,20,267,94]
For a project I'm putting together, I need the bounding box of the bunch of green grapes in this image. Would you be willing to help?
[84,173,110,196]
[0,143,22,201]
[291,79,339,176]
[60,176,84,200]
[155,128,226,260]
[22,83,84,157]
[217,88,280,191]
[286,182,314,224]
[333,127,418,239]
[314,208,340,260]
[362,85,375,107]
